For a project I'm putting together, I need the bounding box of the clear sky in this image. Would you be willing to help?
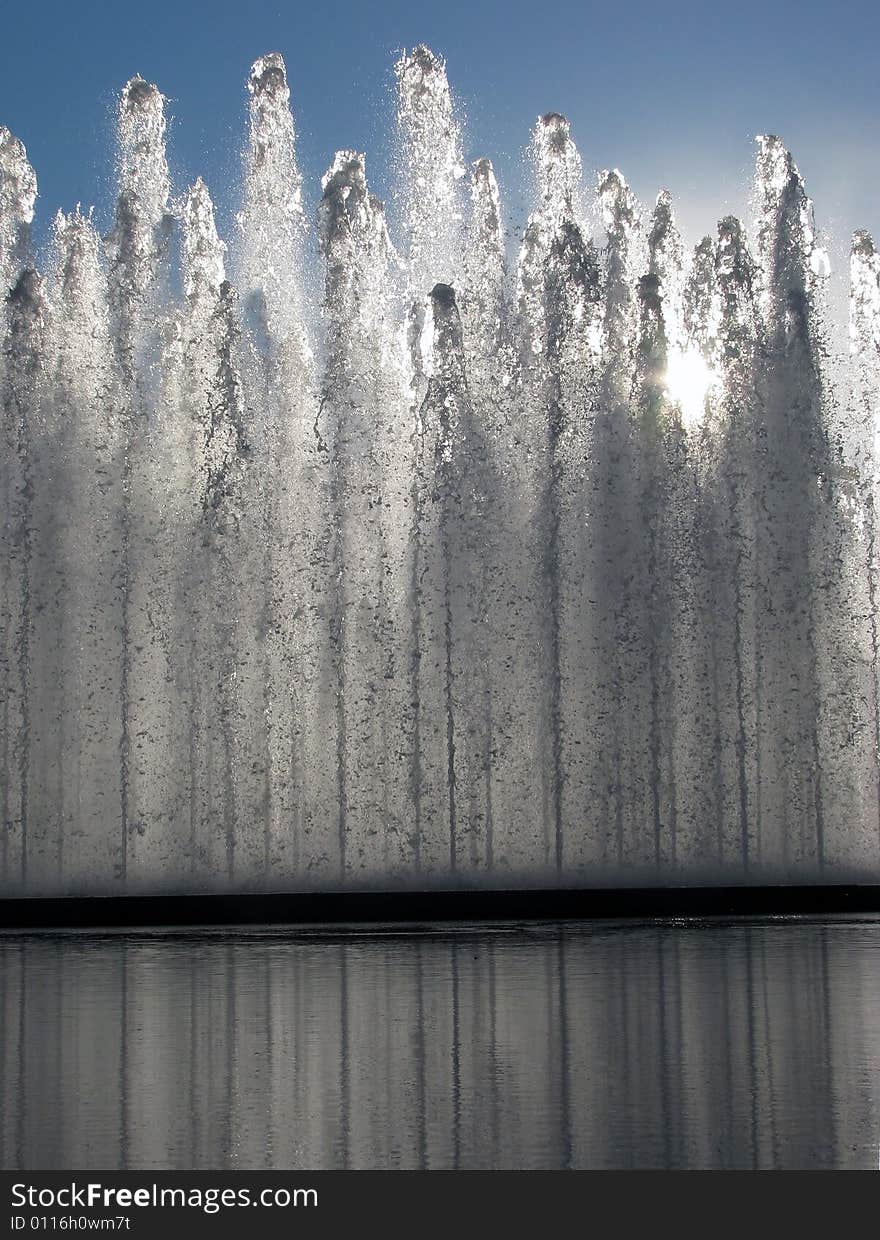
[2,0,878,286]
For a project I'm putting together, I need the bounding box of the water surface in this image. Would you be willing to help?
[1,918,878,1168]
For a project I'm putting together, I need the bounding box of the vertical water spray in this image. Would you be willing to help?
[644,193,709,868]
[460,156,534,871]
[239,53,308,353]
[516,114,602,872]
[0,48,878,896]
[592,167,646,864]
[180,179,261,884]
[239,54,339,882]
[849,231,880,856]
[462,159,505,364]
[105,76,173,886]
[411,282,491,873]
[752,136,832,870]
[0,129,37,298]
[708,217,762,870]
[106,76,172,370]
[318,151,414,876]
[395,45,467,299]
[0,130,37,886]
[599,169,642,404]
[681,232,727,861]
[1,269,45,887]
[45,211,125,888]
[632,270,673,866]
[395,46,470,871]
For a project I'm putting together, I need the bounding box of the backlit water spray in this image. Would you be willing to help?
[1,47,879,894]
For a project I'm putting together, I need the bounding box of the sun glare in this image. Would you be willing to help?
[665,347,715,431]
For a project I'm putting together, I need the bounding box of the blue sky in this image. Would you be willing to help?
[2,0,878,280]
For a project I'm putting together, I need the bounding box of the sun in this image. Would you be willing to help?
[664,347,716,430]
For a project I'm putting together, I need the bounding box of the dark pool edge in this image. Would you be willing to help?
[1,884,879,929]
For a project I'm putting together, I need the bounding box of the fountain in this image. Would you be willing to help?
[1,46,879,896]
